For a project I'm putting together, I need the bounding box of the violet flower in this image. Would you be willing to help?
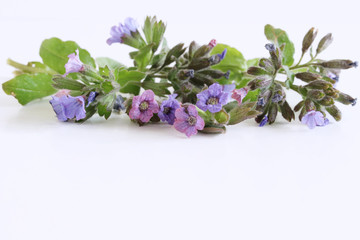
[231,87,248,105]
[107,17,138,45]
[196,83,231,113]
[129,90,159,123]
[301,110,329,129]
[218,48,227,61]
[158,94,181,125]
[259,116,268,127]
[174,105,205,137]
[86,91,98,107]
[49,90,86,121]
[63,49,84,77]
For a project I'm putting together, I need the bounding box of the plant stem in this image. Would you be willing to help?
[7,58,57,75]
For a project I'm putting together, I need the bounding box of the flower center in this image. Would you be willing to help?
[163,107,170,114]
[139,101,149,111]
[207,97,219,105]
[187,116,197,126]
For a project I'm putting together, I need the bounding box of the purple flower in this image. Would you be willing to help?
[158,94,181,125]
[86,91,98,107]
[218,49,227,60]
[259,116,268,127]
[63,49,84,77]
[231,87,248,105]
[129,90,159,123]
[301,110,329,129]
[196,83,230,113]
[174,105,205,137]
[106,17,138,45]
[49,91,86,122]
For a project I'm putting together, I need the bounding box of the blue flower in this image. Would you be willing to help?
[301,110,329,129]
[196,83,230,113]
[259,116,268,127]
[50,91,86,121]
[86,91,98,107]
[107,17,138,45]
[158,94,181,125]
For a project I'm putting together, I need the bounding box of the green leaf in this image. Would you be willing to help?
[39,37,96,74]
[134,44,154,71]
[52,76,86,91]
[246,58,260,68]
[101,81,114,94]
[242,89,260,102]
[96,57,126,71]
[97,93,116,120]
[264,24,295,66]
[142,81,171,97]
[2,73,56,105]
[114,69,145,95]
[211,44,247,85]
[228,102,260,125]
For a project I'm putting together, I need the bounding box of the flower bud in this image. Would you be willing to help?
[299,107,307,121]
[198,69,228,79]
[294,100,304,112]
[320,60,358,69]
[188,57,211,70]
[308,89,325,100]
[305,80,332,90]
[259,58,275,73]
[316,33,333,54]
[265,44,281,70]
[280,101,295,122]
[336,92,357,106]
[268,103,278,124]
[324,88,339,98]
[247,66,270,76]
[317,96,334,106]
[177,69,195,80]
[247,76,272,90]
[295,72,321,83]
[304,98,315,112]
[325,105,342,121]
[302,27,318,54]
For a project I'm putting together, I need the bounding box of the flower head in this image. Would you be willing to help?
[196,83,231,113]
[231,87,248,105]
[208,39,217,48]
[107,17,138,45]
[63,49,84,77]
[129,90,159,123]
[174,105,205,137]
[49,90,86,122]
[158,94,181,125]
[301,110,329,129]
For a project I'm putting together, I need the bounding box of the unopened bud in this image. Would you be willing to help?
[295,72,321,83]
[268,103,278,124]
[265,43,276,52]
[177,69,195,80]
[325,105,342,121]
[302,27,318,54]
[247,76,272,90]
[247,66,270,76]
[316,33,333,54]
[324,88,339,98]
[294,100,304,112]
[305,80,332,90]
[317,96,335,106]
[320,60,358,69]
[336,92,357,106]
[280,101,295,122]
[308,89,325,100]
[304,98,315,112]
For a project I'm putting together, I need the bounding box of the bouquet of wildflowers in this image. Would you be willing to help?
[2,16,357,137]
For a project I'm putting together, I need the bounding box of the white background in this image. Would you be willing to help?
[1,0,360,239]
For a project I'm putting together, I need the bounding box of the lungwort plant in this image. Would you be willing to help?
[2,17,357,137]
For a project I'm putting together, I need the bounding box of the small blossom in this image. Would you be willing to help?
[129,90,159,123]
[232,88,249,105]
[106,17,138,45]
[265,43,276,52]
[259,116,268,127]
[208,39,217,48]
[301,110,329,129]
[272,93,283,103]
[174,105,205,137]
[113,95,126,111]
[218,49,227,60]
[49,91,86,122]
[86,91,98,107]
[196,83,230,113]
[257,97,266,107]
[158,94,181,125]
[63,49,84,77]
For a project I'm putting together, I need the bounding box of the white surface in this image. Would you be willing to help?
[1,0,360,239]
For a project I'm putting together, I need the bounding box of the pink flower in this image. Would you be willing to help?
[129,90,159,123]
[208,39,217,48]
[231,87,248,105]
[63,49,84,77]
[174,105,205,137]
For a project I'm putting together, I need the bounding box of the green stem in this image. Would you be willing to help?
[7,58,57,75]
[294,53,305,68]
[275,80,300,93]
[151,74,168,79]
